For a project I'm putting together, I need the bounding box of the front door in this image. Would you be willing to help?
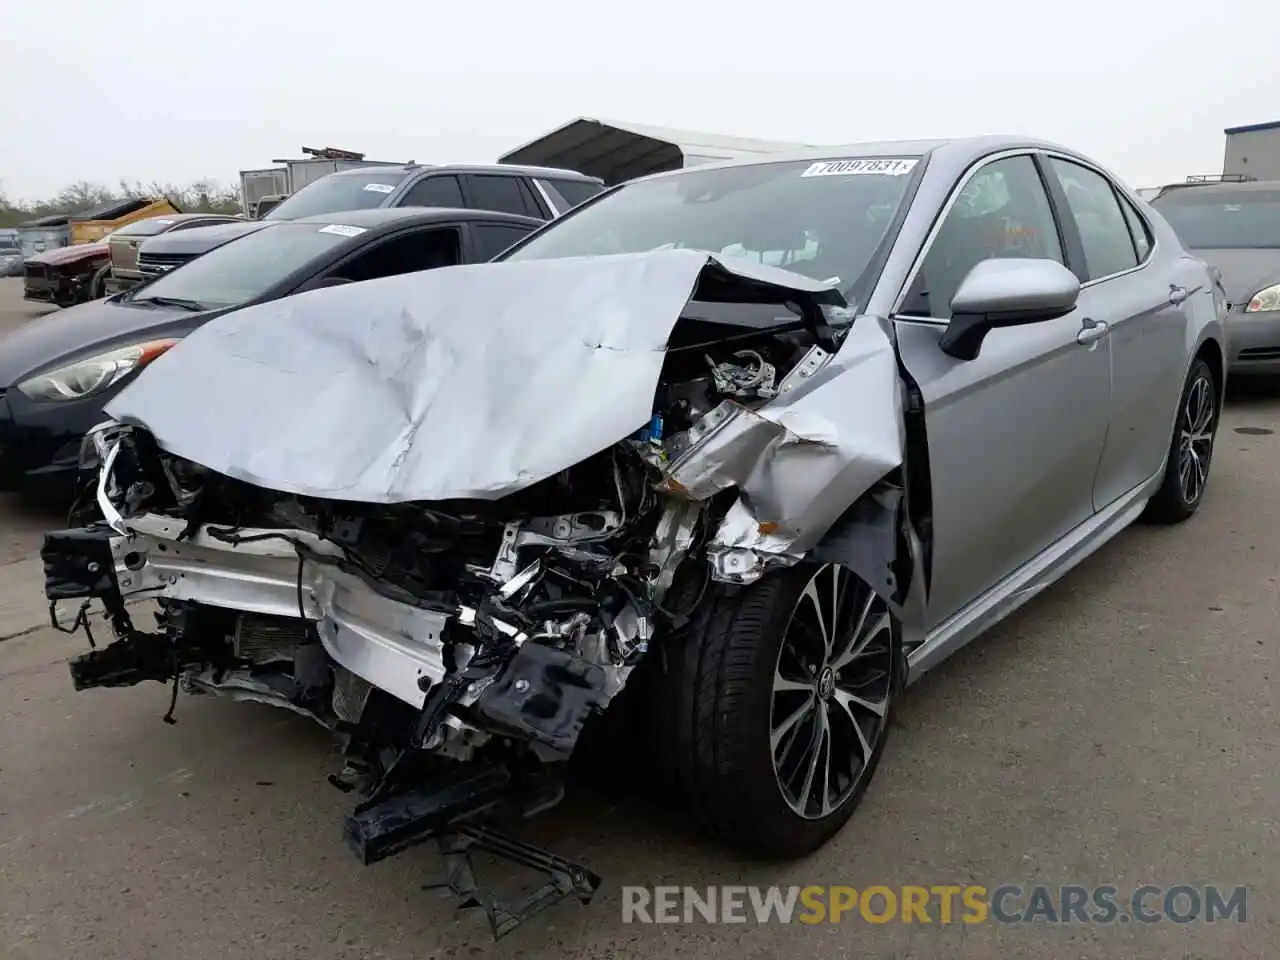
[893,153,1113,629]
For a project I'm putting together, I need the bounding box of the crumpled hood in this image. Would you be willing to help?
[105,249,842,503]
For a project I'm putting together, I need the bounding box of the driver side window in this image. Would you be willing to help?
[903,155,1063,318]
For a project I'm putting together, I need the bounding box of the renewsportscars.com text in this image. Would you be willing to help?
[621,884,1248,925]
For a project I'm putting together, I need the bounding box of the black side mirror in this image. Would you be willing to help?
[938,258,1081,361]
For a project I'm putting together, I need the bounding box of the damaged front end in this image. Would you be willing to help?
[42,250,919,936]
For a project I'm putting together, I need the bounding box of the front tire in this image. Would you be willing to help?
[1141,357,1218,524]
[653,562,903,858]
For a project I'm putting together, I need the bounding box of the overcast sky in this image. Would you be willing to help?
[0,0,1272,201]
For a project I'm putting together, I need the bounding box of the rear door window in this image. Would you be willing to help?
[1048,158,1139,280]
[472,222,537,261]
[1119,197,1153,262]
[465,175,534,217]
[399,174,464,209]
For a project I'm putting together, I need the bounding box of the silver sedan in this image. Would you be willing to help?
[45,135,1225,923]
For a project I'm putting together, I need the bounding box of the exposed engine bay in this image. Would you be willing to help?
[41,251,917,936]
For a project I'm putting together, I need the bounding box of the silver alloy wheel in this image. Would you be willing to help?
[769,563,893,820]
[1178,372,1215,505]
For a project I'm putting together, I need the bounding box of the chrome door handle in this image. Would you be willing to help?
[1168,283,1201,305]
[1076,318,1109,345]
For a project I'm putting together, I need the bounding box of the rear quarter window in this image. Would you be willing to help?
[539,179,603,212]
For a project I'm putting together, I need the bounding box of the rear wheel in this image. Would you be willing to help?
[1141,357,1217,524]
[653,561,903,858]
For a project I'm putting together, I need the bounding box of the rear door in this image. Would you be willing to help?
[1042,155,1188,508]
[892,151,1113,630]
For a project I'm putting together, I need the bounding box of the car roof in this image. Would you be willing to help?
[153,212,241,223]
[618,135,1107,187]
[116,212,241,231]
[291,207,544,229]
[326,162,603,183]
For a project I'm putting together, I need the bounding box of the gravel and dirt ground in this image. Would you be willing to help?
[0,275,1275,959]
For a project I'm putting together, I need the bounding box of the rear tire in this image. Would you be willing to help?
[1141,357,1218,525]
[652,561,903,858]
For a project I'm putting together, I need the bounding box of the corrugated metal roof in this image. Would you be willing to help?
[498,117,815,185]
[18,212,73,228]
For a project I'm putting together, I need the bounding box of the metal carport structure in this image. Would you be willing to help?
[498,117,815,185]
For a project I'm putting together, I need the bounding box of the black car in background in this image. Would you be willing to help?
[0,207,542,492]
[124,163,603,292]
[262,162,603,223]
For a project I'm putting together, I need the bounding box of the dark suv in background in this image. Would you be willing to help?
[135,163,603,280]
[262,162,603,222]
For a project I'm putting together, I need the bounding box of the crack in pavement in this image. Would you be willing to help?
[0,622,44,644]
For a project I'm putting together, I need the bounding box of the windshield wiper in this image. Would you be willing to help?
[129,295,207,312]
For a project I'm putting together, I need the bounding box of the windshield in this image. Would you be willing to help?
[503,157,919,291]
[128,222,353,309]
[1152,191,1280,249]
[264,171,407,221]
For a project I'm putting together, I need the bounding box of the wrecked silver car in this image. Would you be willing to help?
[41,137,1226,937]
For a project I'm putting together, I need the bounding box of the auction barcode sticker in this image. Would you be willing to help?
[318,224,367,237]
[801,158,918,178]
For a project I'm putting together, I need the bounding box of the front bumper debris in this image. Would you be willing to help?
[82,513,453,705]
[347,765,602,939]
[44,518,606,937]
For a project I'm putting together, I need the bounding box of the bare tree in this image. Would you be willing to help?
[53,181,115,211]
[0,178,244,227]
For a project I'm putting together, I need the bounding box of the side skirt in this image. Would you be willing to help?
[906,475,1158,684]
